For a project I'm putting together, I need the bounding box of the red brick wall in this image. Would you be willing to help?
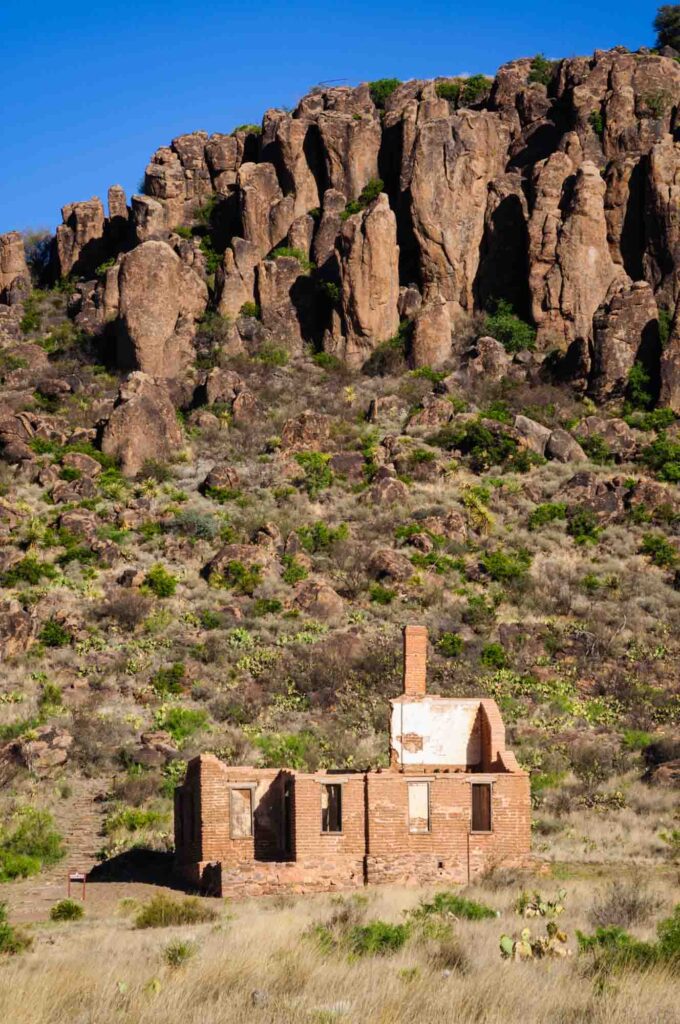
[292,776,366,861]
[403,625,428,696]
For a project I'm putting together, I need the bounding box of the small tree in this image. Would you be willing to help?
[654,5,680,50]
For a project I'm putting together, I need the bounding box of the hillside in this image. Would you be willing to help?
[0,39,678,952]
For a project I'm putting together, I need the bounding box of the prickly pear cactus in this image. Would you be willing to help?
[499,921,571,960]
[515,888,567,918]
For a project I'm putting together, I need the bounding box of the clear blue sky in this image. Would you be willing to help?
[0,1,657,234]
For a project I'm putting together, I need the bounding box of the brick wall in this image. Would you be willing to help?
[403,624,428,696]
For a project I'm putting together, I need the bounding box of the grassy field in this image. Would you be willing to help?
[0,866,678,1024]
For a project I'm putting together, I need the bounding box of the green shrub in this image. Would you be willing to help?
[484,300,536,353]
[253,598,282,616]
[528,502,567,530]
[163,938,197,967]
[411,891,497,921]
[151,662,186,696]
[239,301,261,319]
[256,343,289,367]
[2,556,58,587]
[481,548,532,583]
[144,564,178,598]
[437,632,464,657]
[435,80,462,103]
[341,178,385,221]
[171,510,219,541]
[626,361,654,410]
[528,54,555,86]
[95,258,116,278]
[231,123,261,136]
[0,807,64,881]
[254,730,317,770]
[269,246,314,273]
[625,407,675,432]
[19,292,43,334]
[640,532,678,569]
[154,707,208,744]
[460,74,492,104]
[50,899,84,922]
[658,306,673,349]
[294,452,334,498]
[139,459,172,483]
[297,521,348,553]
[282,555,309,585]
[641,432,680,482]
[0,903,31,955]
[313,350,342,370]
[429,420,522,472]
[369,78,401,109]
[566,506,601,545]
[348,920,410,957]
[576,904,680,972]
[211,559,262,595]
[589,110,604,139]
[481,642,508,669]
[38,618,72,648]
[369,583,396,604]
[655,4,680,50]
[135,894,217,929]
[172,225,193,240]
[199,609,221,630]
[103,806,165,835]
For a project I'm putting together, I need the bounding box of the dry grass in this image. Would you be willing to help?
[0,873,677,1024]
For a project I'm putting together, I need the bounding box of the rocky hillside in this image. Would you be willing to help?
[0,45,678,874]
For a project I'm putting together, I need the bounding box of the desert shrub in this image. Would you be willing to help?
[135,894,217,929]
[437,632,464,657]
[256,343,289,367]
[435,80,462,103]
[0,903,31,955]
[211,559,262,595]
[239,301,261,319]
[480,642,508,669]
[103,805,165,835]
[254,730,318,770]
[99,590,151,629]
[19,292,43,334]
[481,548,532,584]
[138,459,172,483]
[163,938,198,967]
[589,110,604,138]
[171,510,219,541]
[298,521,348,553]
[348,920,410,957]
[143,564,178,598]
[198,609,221,630]
[570,739,618,791]
[154,707,208,744]
[429,419,528,472]
[2,556,58,587]
[252,598,282,616]
[410,891,497,921]
[269,246,314,273]
[484,299,536,353]
[528,502,567,530]
[341,178,385,221]
[38,618,72,648]
[626,361,654,410]
[460,74,492,104]
[0,807,64,881]
[566,505,601,545]
[282,555,309,584]
[641,432,680,482]
[50,899,84,922]
[369,78,401,109]
[294,452,333,498]
[232,123,261,135]
[370,583,396,604]
[313,349,342,369]
[588,876,661,929]
[577,904,680,972]
[528,53,555,85]
[640,532,678,569]
[151,662,186,696]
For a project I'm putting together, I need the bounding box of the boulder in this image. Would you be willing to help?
[201,464,240,494]
[100,372,184,476]
[514,415,552,455]
[368,548,413,582]
[113,240,208,378]
[577,416,640,461]
[55,197,106,278]
[660,299,680,413]
[466,336,512,382]
[131,195,167,243]
[16,725,73,776]
[0,600,33,658]
[368,468,409,505]
[216,238,260,318]
[294,578,344,620]
[280,410,331,450]
[545,429,588,463]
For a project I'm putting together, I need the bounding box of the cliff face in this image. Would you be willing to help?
[3,47,678,401]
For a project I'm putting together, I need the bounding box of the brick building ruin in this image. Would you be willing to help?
[174,625,531,896]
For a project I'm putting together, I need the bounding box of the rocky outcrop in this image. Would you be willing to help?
[56,197,106,278]
[99,372,184,476]
[660,299,680,413]
[409,298,452,368]
[111,241,208,377]
[330,194,400,366]
[0,232,30,304]
[589,279,660,400]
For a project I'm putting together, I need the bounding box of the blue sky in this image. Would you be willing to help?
[0,1,657,234]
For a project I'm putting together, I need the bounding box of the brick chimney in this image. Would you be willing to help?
[403,625,428,696]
